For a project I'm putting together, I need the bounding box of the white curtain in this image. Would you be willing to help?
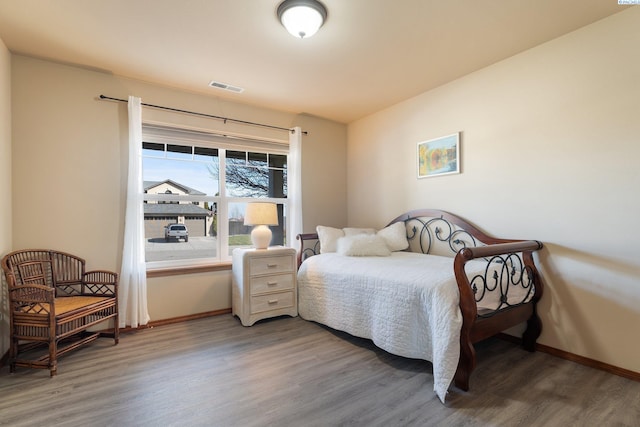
[287,127,303,249]
[119,96,150,328]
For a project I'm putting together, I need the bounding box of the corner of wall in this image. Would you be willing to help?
[0,35,12,362]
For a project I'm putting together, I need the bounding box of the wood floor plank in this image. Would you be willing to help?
[1,315,638,427]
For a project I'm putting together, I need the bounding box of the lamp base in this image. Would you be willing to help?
[251,225,272,249]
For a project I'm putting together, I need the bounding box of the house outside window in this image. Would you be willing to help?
[142,126,288,267]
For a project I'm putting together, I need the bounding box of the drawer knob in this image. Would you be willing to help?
[268,299,278,305]
[267,281,278,286]
[267,263,278,268]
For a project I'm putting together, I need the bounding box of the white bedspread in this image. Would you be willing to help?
[297,252,482,403]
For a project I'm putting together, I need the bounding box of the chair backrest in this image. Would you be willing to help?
[16,259,55,287]
[1,249,86,296]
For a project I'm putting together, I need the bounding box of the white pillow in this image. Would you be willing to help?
[336,234,391,257]
[376,222,409,252]
[343,227,376,236]
[316,225,344,253]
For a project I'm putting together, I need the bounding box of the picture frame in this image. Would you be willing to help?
[417,132,460,178]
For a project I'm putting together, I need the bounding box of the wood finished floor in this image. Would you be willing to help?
[1,315,638,427]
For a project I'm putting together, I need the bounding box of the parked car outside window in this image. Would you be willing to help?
[165,223,189,242]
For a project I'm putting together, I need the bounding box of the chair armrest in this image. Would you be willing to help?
[83,270,118,297]
[457,240,543,261]
[8,284,55,309]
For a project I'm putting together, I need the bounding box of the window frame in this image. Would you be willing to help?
[141,125,290,270]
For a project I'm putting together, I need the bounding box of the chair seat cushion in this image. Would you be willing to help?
[54,296,113,315]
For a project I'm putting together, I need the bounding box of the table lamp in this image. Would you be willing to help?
[244,202,278,249]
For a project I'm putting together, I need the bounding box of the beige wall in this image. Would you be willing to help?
[295,113,348,230]
[6,7,637,376]
[0,37,12,357]
[348,8,640,373]
[9,55,347,323]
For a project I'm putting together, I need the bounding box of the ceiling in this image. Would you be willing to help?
[0,1,629,124]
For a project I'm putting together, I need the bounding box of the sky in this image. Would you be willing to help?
[143,153,218,196]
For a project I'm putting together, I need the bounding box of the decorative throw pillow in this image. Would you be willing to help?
[336,234,391,257]
[343,227,376,236]
[316,225,345,253]
[376,222,409,252]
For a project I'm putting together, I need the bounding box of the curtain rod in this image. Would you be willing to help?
[99,95,306,134]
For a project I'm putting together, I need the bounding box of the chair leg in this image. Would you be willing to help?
[49,340,58,377]
[114,313,120,345]
[9,336,18,373]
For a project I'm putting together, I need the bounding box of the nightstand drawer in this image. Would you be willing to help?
[232,247,297,326]
[249,255,294,276]
[250,273,295,295]
[250,291,294,314]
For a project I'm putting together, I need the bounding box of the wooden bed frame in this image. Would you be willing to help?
[296,209,544,392]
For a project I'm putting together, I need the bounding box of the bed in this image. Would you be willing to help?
[296,209,544,402]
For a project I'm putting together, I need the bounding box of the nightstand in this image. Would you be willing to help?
[231,246,297,326]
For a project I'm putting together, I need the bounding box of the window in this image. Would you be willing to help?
[141,127,288,267]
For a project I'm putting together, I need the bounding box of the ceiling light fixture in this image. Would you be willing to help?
[277,0,327,39]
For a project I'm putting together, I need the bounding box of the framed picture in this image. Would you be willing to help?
[417,133,460,178]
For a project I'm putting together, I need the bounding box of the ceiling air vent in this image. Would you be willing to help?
[209,80,244,93]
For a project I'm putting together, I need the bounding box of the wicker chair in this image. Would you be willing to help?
[1,249,119,376]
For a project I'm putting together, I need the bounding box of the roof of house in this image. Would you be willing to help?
[144,179,206,196]
[144,203,211,217]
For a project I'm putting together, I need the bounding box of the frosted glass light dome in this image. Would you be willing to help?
[277,0,327,39]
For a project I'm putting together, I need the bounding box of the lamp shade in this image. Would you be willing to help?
[244,202,278,226]
[277,0,327,39]
[245,203,279,250]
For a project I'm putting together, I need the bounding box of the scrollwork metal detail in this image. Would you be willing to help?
[406,216,479,255]
[300,241,320,262]
[406,215,535,317]
[468,253,535,318]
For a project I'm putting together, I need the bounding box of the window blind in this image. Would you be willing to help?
[142,124,289,154]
